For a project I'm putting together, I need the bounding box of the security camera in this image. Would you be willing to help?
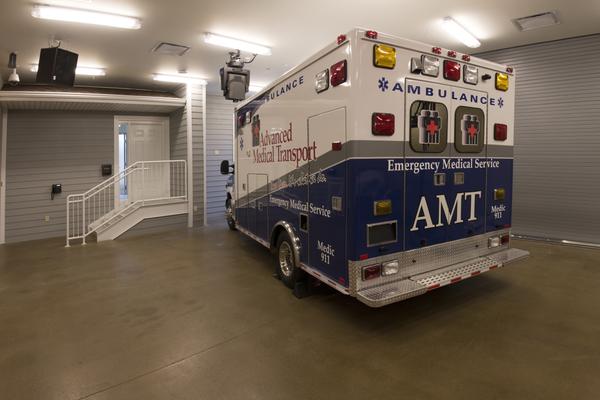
[7,52,19,86]
[220,50,255,102]
[8,69,20,86]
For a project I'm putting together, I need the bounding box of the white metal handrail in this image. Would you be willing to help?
[66,160,187,246]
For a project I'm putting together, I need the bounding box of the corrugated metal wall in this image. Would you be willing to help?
[190,84,205,226]
[206,95,234,223]
[5,108,193,243]
[6,111,114,242]
[478,34,600,244]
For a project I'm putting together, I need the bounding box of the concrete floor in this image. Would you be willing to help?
[0,226,599,400]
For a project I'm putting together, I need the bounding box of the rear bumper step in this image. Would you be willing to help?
[356,247,529,307]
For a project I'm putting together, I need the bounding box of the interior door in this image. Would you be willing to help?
[126,119,169,202]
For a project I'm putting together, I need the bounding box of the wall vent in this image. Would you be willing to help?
[513,11,559,31]
[152,42,190,56]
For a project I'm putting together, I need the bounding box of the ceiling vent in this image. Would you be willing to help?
[152,42,190,56]
[513,11,559,31]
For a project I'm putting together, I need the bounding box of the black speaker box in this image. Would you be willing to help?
[36,47,79,86]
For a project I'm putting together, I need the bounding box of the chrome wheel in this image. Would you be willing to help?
[278,241,294,278]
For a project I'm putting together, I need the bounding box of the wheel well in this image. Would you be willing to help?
[270,225,286,250]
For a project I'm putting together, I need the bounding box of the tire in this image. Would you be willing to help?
[225,198,236,231]
[275,231,304,288]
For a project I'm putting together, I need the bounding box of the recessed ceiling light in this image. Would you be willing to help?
[203,33,271,56]
[442,17,481,48]
[31,5,141,30]
[514,11,559,31]
[30,64,106,76]
[153,74,207,85]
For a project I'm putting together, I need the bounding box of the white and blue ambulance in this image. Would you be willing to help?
[221,28,529,307]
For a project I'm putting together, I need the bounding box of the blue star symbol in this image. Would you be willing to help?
[498,97,504,108]
[378,77,389,92]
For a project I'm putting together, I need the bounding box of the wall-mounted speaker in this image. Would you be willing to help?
[36,47,79,87]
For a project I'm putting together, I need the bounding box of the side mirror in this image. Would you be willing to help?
[220,160,231,175]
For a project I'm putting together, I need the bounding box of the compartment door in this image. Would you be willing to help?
[307,108,347,285]
[247,173,268,239]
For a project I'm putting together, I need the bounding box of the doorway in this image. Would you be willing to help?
[114,116,170,205]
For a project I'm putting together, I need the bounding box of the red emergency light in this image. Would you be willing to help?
[372,113,395,135]
[330,60,347,86]
[494,123,508,141]
[365,30,378,39]
[443,60,461,81]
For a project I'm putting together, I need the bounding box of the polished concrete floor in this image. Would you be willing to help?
[0,225,599,400]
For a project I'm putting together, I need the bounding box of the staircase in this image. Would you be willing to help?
[66,160,187,246]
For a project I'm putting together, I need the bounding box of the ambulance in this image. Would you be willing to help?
[220,28,529,307]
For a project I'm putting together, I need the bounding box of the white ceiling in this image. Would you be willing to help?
[1,0,598,94]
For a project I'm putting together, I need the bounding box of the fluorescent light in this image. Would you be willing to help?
[30,64,106,76]
[442,17,481,48]
[153,74,207,85]
[32,5,141,30]
[248,84,266,93]
[204,33,271,56]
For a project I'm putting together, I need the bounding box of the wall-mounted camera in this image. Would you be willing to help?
[220,50,255,102]
[7,52,19,86]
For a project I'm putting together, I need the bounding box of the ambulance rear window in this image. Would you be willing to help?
[409,101,448,153]
[454,106,485,153]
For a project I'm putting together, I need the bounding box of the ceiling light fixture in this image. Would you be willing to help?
[153,74,207,85]
[248,84,266,93]
[442,17,481,48]
[204,33,271,55]
[31,5,141,30]
[30,64,106,76]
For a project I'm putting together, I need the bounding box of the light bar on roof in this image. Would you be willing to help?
[204,33,271,56]
[442,17,481,48]
[30,64,106,76]
[32,5,141,29]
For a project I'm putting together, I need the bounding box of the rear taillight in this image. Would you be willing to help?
[501,234,510,245]
[494,123,507,141]
[443,60,461,81]
[330,60,347,87]
[372,113,395,136]
[362,265,381,281]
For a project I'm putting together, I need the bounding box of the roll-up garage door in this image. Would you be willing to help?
[478,34,600,245]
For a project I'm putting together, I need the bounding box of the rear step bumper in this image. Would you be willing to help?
[356,247,529,307]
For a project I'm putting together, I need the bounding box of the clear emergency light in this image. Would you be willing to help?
[315,69,329,93]
[463,64,478,85]
[421,55,439,77]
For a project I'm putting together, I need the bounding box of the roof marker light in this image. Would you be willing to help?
[365,30,378,39]
[337,34,347,45]
[447,50,457,58]
[462,54,471,62]
[432,47,442,55]
[442,17,481,48]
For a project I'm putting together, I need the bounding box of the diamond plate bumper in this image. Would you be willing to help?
[356,247,529,308]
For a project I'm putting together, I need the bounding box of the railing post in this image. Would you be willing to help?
[82,196,86,245]
[66,198,70,248]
